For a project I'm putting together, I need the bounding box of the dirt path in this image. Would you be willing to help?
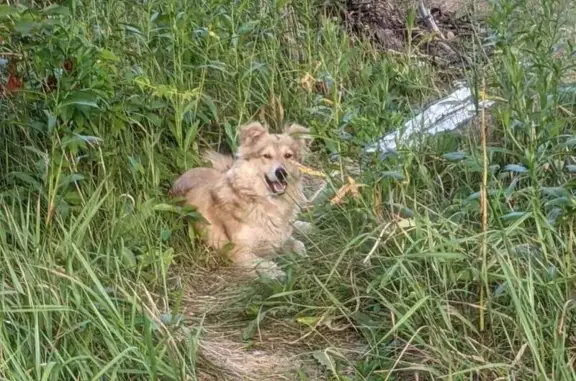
[176,267,364,380]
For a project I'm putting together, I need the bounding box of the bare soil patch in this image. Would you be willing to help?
[335,0,491,66]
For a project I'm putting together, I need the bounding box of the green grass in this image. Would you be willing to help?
[1,0,576,379]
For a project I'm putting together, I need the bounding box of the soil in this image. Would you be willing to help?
[334,0,491,66]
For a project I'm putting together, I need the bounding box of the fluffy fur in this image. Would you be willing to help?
[169,121,312,279]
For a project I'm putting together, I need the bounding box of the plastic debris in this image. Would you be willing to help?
[365,84,495,155]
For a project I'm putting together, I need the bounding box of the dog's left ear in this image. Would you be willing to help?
[285,123,313,148]
[239,121,268,147]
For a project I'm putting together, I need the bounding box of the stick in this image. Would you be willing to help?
[415,1,468,64]
[416,1,446,39]
[479,76,488,332]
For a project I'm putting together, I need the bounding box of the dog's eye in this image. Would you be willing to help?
[284,152,293,159]
[262,153,272,159]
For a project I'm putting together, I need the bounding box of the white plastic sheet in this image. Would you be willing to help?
[365,85,495,154]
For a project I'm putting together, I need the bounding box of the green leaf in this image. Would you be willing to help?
[59,91,100,109]
[122,24,143,35]
[153,203,181,213]
[100,49,120,62]
[128,156,145,174]
[160,230,171,241]
[242,320,257,340]
[312,350,333,368]
[184,121,200,150]
[145,113,162,127]
[40,361,58,381]
[379,171,405,181]
[545,197,574,208]
[500,211,530,220]
[406,252,467,260]
[503,164,528,173]
[442,151,466,161]
[0,5,20,17]
[14,20,37,35]
[558,137,576,149]
[61,134,102,149]
[202,94,218,121]
[160,313,183,325]
[238,20,259,35]
[541,187,569,197]
[8,172,42,190]
[41,4,70,15]
[121,247,137,267]
[58,174,85,187]
[242,62,266,80]
[467,189,501,200]
[296,316,322,326]
[352,311,377,327]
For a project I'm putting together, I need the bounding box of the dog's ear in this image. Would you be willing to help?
[285,123,313,148]
[239,122,268,147]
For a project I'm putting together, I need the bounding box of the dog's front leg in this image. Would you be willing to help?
[293,220,313,235]
[283,236,307,257]
[232,246,286,281]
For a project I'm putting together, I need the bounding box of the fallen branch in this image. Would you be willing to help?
[416,1,446,39]
[415,0,470,65]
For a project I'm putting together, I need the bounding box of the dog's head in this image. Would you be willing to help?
[232,121,312,198]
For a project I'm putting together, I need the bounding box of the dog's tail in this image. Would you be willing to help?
[203,150,235,172]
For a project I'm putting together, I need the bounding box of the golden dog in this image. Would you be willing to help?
[169,121,312,279]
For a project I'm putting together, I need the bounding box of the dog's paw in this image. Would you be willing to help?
[293,220,313,235]
[253,259,286,281]
[292,239,307,257]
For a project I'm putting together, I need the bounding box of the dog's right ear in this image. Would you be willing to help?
[239,122,268,147]
[285,123,313,149]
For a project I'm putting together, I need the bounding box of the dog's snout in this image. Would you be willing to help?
[275,167,288,182]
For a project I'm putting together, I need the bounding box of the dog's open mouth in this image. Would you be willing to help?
[265,175,287,195]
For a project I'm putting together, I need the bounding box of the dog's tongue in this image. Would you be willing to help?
[271,181,286,193]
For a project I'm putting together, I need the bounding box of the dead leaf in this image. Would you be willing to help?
[395,218,414,229]
[42,75,57,93]
[6,59,21,94]
[299,72,315,93]
[330,184,352,205]
[63,58,73,72]
[315,81,329,95]
[292,161,326,177]
[271,94,284,123]
[7,74,21,93]
[348,176,361,199]
[330,176,365,205]
[258,106,266,123]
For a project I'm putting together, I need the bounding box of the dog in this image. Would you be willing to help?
[169,121,313,279]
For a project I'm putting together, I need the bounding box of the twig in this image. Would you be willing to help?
[306,180,327,204]
[363,222,393,265]
[415,0,469,64]
[416,1,445,39]
[479,76,488,332]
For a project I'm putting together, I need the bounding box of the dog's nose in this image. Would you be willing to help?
[275,167,288,182]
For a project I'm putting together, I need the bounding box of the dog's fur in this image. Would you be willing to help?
[169,121,312,279]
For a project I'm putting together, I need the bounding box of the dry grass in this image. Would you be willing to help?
[173,264,365,380]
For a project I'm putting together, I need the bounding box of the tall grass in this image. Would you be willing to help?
[1,0,575,379]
